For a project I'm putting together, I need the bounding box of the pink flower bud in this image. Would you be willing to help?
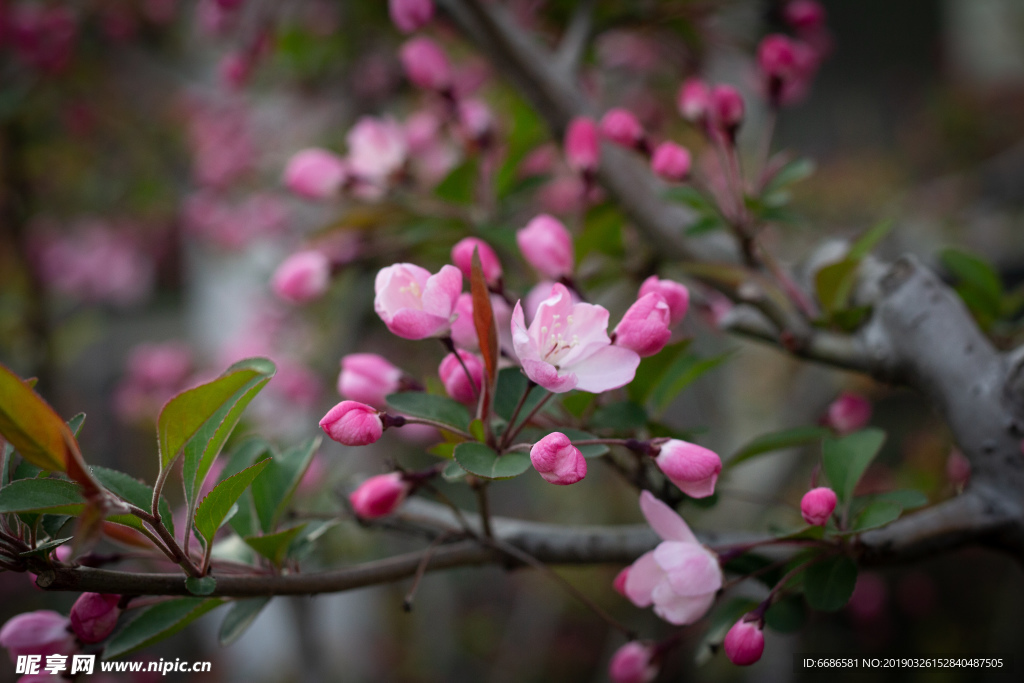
[438,350,483,405]
[655,440,722,498]
[456,99,494,143]
[825,392,872,434]
[219,52,251,89]
[608,641,657,683]
[638,276,690,326]
[564,117,600,174]
[451,237,502,285]
[399,37,452,91]
[319,401,384,446]
[271,250,331,303]
[946,449,971,488]
[337,353,404,408]
[757,34,817,106]
[612,567,630,597]
[599,109,644,148]
[758,35,799,81]
[283,148,347,200]
[516,214,574,279]
[389,0,434,33]
[784,0,826,32]
[0,611,76,660]
[723,618,764,666]
[677,78,710,122]
[69,593,121,644]
[614,293,672,358]
[650,141,691,182]
[530,432,587,485]
[710,85,744,137]
[800,486,837,526]
[349,472,411,518]
[374,263,462,339]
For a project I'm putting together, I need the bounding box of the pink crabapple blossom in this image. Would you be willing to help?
[389,0,434,33]
[947,449,971,488]
[613,293,672,358]
[654,440,722,498]
[511,283,640,393]
[710,85,745,138]
[724,618,765,666]
[638,276,690,326]
[677,77,711,123]
[69,593,121,644]
[346,116,408,185]
[613,567,630,597]
[825,391,872,434]
[608,641,658,683]
[800,487,838,526]
[337,354,404,408]
[599,108,645,149]
[399,37,453,92]
[0,611,77,661]
[450,292,514,352]
[349,473,412,519]
[271,250,331,303]
[564,117,600,174]
[624,491,723,625]
[529,432,587,485]
[516,214,574,279]
[373,263,462,339]
[283,148,347,200]
[319,401,385,446]
[438,350,484,405]
[650,141,691,182]
[784,0,826,32]
[450,237,502,285]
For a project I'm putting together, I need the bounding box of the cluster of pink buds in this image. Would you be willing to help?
[0,593,122,663]
[677,79,746,143]
[598,108,692,183]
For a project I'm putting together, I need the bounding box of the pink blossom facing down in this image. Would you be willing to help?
[389,0,434,33]
[271,250,331,303]
[337,354,404,408]
[346,116,408,184]
[710,85,745,137]
[650,142,691,182]
[624,491,722,625]
[349,473,411,518]
[439,350,484,405]
[599,109,645,148]
[511,284,640,393]
[530,432,587,485]
[825,392,872,434]
[784,0,826,31]
[613,567,631,597]
[677,78,710,123]
[516,214,574,279]
[399,37,452,91]
[758,34,818,105]
[614,293,672,358]
[0,611,77,661]
[724,619,765,666]
[564,117,600,174]
[451,237,502,285]
[655,440,722,498]
[283,148,347,199]
[374,263,462,339]
[608,641,658,683]
[319,401,384,446]
[638,276,690,326]
[800,487,837,526]
[69,593,121,644]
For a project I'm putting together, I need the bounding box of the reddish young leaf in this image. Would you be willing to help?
[0,362,71,472]
[470,248,499,383]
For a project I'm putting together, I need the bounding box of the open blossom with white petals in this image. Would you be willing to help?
[624,491,723,625]
[511,283,639,393]
[374,263,462,339]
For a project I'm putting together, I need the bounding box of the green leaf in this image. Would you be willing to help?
[0,362,72,472]
[940,247,1003,320]
[19,537,72,557]
[577,204,624,260]
[287,520,338,563]
[219,598,271,646]
[427,442,456,459]
[765,595,806,633]
[815,221,893,317]
[453,443,531,480]
[648,351,733,415]
[158,358,275,471]
[219,437,275,539]
[804,556,858,612]
[243,524,307,566]
[104,598,224,660]
[250,437,319,534]
[434,158,479,205]
[858,489,928,511]
[764,158,815,194]
[728,426,831,468]
[559,428,608,458]
[684,215,725,236]
[195,460,271,545]
[494,367,530,421]
[849,500,902,533]
[822,429,886,503]
[385,392,471,432]
[469,419,486,442]
[181,358,277,516]
[67,414,86,437]
[663,186,716,213]
[91,466,175,537]
[0,478,83,515]
[590,401,647,432]
[185,576,218,596]
[627,341,690,405]
[442,459,468,482]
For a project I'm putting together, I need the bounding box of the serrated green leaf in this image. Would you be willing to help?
[386,392,471,432]
[243,524,307,566]
[0,362,71,472]
[195,460,270,545]
[221,438,275,539]
[804,556,858,612]
[91,466,175,537]
[104,598,224,660]
[67,414,86,437]
[427,442,457,459]
[0,478,83,514]
[219,598,271,646]
[19,536,72,557]
[728,426,831,468]
[822,429,886,504]
[453,443,531,479]
[250,437,319,534]
[442,459,468,481]
[558,428,608,458]
[185,576,217,596]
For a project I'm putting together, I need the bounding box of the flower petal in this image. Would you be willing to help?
[654,543,723,596]
[639,490,698,543]
[386,309,451,340]
[569,344,640,393]
[623,550,662,607]
[421,264,462,317]
[651,584,716,625]
[521,358,577,393]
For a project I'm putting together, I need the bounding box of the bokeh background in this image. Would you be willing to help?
[1,1,1023,681]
